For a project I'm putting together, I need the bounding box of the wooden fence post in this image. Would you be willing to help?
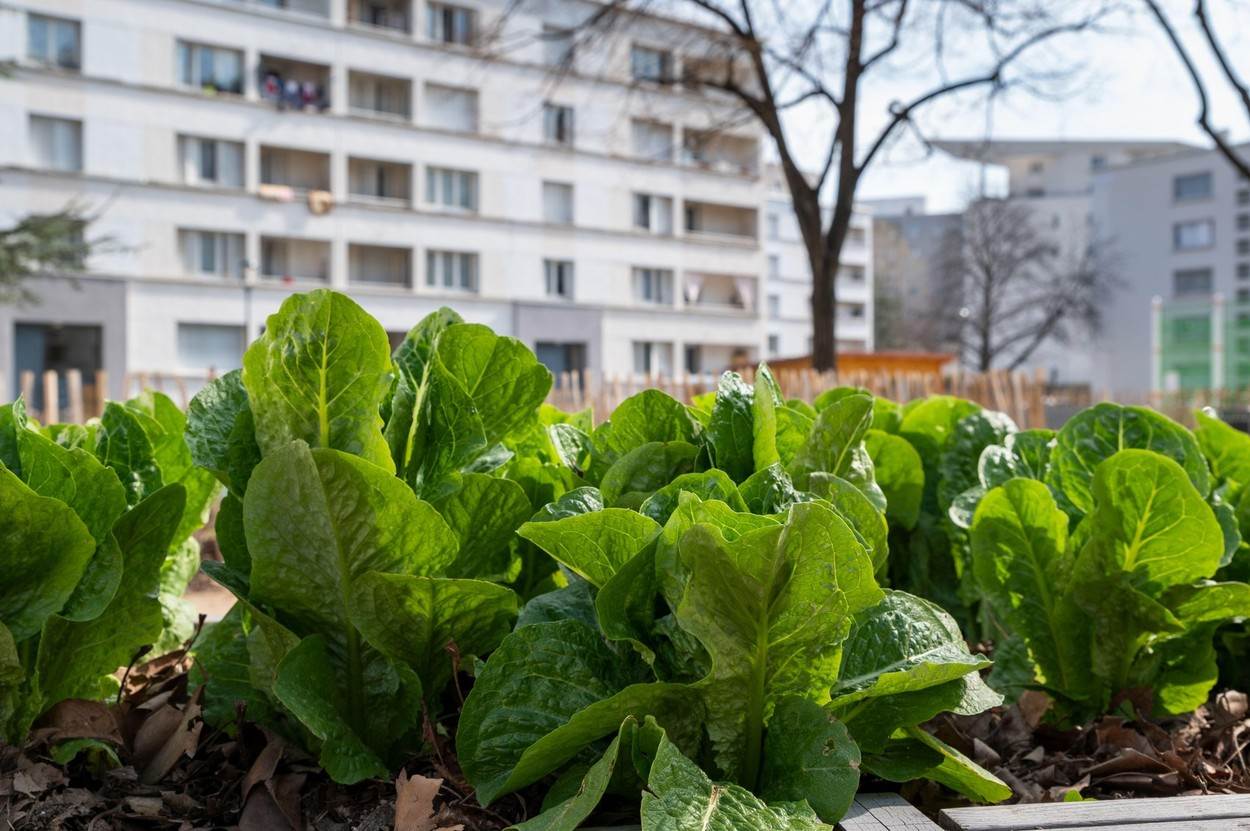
[66,369,84,425]
[20,371,35,409]
[42,370,59,424]
[94,369,109,417]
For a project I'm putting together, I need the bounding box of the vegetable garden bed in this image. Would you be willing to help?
[2,288,1250,830]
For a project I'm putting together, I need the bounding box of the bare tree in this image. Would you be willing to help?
[941,198,1119,372]
[521,1,1109,369]
[1143,0,1250,180]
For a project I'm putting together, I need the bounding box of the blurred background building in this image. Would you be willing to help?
[0,0,874,405]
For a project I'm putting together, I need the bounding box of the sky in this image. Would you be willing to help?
[823,1,1250,213]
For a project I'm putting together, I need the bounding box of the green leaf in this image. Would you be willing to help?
[35,485,186,708]
[937,411,1017,513]
[831,591,990,709]
[641,730,831,831]
[0,398,26,475]
[433,474,531,579]
[866,728,1010,803]
[349,571,516,701]
[17,428,126,546]
[190,605,278,729]
[518,509,660,588]
[243,290,395,468]
[93,402,162,506]
[599,441,698,506]
[675,502,883,786]
[707,372,757,482]
[788,394,873,490]
[596,390,697,460]
[186,369,251,490]
[864,430,924,529]
[0,468,97,641]
[758,697,860,823]
[775,406,815,468]
[751,365,783,473]
[841,673,1001,754]
[456,619,698,805]
[1195,409,1250,492]
[808,474,889,574]
[1078,450,1224,594]
[739,463,806,515]
[271,635,391,784]
[1049,404,1209,515]
[639,470,747,524]
[971,479,1090,697]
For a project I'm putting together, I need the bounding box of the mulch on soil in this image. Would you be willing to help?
[5,642,1250,829]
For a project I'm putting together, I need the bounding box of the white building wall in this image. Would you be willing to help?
[1,0,816,395]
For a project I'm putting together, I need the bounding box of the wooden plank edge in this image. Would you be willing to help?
[939,793,1250,831]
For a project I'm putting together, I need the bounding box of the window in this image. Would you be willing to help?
[632,193,673,234]
[544,259,574,299]
[1239,288,1250,303]
[543,103,574,146]
[177,324,245,372]
[178,136,244,187]
[350,157,411,203]
[28,13,80,70]
[176,41,243,94]
[424,83,478,132]
[1240,215,1250,232]
[348,71,411,119]
[632,267,673,305]
[767,293,780,318]
[630,45,672,82]
[767,334,780,356]
[1240,190,1250,206]
[632,341,672,375]
[427,2,475,45]
[768,255,780,279]
[1240,263,1250,280]
[542,181,574,224]
[1089,154,1106,171]
[542,25,574,67]
[425,166,478,210]
[1028,160,1044,174]
[1174,219,1215,250]
[29,115,82,172]
[631,120,673,162]
[349,244,411,287]
[179,230,244,279]
[1174,171,1213,201]
[766,212,780,240]
[426,250,478,291]
[1240,239,1250,256]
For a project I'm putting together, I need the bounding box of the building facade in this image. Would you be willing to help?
[1090,144,1250,396]
[931,139,1192,386]
[1,0,870,405]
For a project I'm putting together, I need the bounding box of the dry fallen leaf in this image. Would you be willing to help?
[395,770,464,831]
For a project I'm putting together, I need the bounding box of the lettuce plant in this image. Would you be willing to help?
[187,290,552,782]
[456,368,1007,827]
[967,402,1250,718]
[0,390,210,742]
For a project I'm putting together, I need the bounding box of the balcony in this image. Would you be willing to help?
[349,70,411,121]
[348,0,411,33]
[230,0,330,16]
[683,272,757,313]
[349,244,412,288]
[260,236,331,283]
[681,129,759,177]
[348,157,412,206]
[684,200,758,242]
[258,55,330,111]
[260,145,331,192]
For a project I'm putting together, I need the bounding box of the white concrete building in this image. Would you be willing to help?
[0,0,873,406]
[932,139,1192,385]
[762,164,873,360]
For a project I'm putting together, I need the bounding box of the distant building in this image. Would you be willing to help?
[1091,143,1250,396]
[861,195,927,218]
[871,210,962,353]
[762,165,873,360]
[2,0,868,406]
[930,138,1193,385]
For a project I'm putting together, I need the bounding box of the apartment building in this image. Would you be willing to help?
[931,139,1192,385]
[1090,144,1250,396]
[1,0,870,405]
[763,165,873,360]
